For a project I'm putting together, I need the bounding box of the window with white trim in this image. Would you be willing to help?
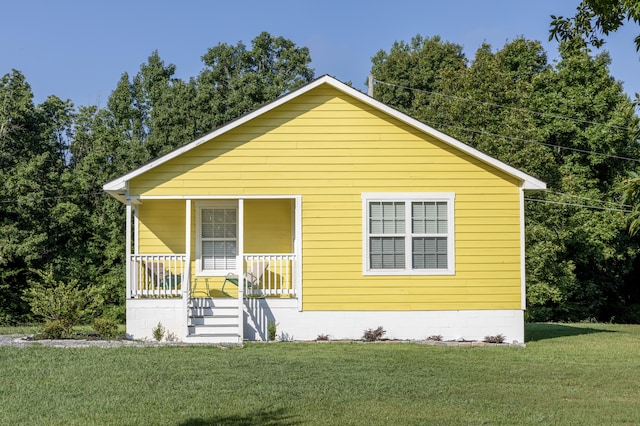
[362,193,455,275]
[196,202,237,275]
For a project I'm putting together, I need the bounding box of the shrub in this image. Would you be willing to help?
[39,320,67,339]
[152,322,165,341]
[316,334,330,341]
[99,304,126,323]
[22,269,101,339]
[93,318,119,340]
[363,326,386,342]
[267,321,277,341]
[483,334,506,344]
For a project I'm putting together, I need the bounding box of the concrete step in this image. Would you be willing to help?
[189,315,238,326]
[188,305,237,317]
[189,297,237,309]
[185,333,241,344]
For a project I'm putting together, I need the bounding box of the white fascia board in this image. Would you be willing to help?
[103,75,546,196]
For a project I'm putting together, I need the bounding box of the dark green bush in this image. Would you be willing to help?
[40,320,68,339]
[93,318,119,340]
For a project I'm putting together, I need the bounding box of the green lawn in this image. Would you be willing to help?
[1,323,639,425]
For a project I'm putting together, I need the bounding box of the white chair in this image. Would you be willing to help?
[222,260,268,297]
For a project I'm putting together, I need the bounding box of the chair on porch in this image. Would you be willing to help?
[145,262,165,290]
[222,260,269,297]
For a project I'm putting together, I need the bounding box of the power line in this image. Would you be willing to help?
[424,120,640,164]
[375,79,633,132]
[545,190,633,209]
[525,197,632,213]
[373,80,640,164]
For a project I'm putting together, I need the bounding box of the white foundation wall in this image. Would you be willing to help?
[126,299,186,341]
[126,298,524,343]
[244,298,525,344]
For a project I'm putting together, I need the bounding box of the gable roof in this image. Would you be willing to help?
[104,74,546,198]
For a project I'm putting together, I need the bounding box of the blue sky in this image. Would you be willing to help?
[2,0,639,106]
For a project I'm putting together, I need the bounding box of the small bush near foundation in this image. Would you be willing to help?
[267,321,277,341]
[427,335,443,341]
[483,334,506,344]
[93,318,119,340]
[165,331,178,342]
[363,326,386,342]
[316,334,330,341]
[152,322,165,341]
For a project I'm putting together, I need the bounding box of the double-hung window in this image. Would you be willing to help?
[362,193,455,275]
[196,202,238,275]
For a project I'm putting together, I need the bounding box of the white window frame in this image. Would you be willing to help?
[195,200,238,276]
[362,192,455,276]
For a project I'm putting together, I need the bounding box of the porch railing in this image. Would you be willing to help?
[129,254,186,298]
[243,254,296,297]
[128,253,295,299]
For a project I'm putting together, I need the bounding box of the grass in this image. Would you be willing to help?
[1,323,639,425]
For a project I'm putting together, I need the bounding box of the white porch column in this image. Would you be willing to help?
[125,199,132,299]
[184,199,192,301]
[294,196,303,311]
[184,199,192,337]
[133,203,139,254]
[237,198,245,342]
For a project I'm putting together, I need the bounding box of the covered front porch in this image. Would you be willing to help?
[123,196,302,342]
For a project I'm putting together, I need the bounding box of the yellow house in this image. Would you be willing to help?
[104,75,545,344]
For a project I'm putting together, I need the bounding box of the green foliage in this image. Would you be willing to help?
[549,0,640,52]
[93,317,119,340]
[22,269,101,338]
[152,322,165,341]
[267,321,277,341]
[39,320,68,339]
[622,171,640,236]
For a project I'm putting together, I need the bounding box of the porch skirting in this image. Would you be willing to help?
[126,297,524,344]
[126,299,186,341]
[245,300,524,344]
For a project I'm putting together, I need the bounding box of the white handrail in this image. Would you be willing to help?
[129,254,186,298]
[128,253,295,299]
[243,254,296,297]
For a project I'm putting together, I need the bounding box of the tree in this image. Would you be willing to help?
[549,0,640,52]
[0,72,72,323]
[623,171,640,235]
[195,32,314,132]
[370,35,466,114]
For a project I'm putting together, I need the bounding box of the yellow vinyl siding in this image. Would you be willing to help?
[244,199,293,253]
[130,84,524,311]
[137,200,186,254]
